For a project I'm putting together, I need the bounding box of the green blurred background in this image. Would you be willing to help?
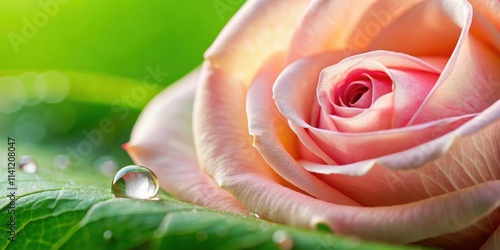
[0,0,245,186]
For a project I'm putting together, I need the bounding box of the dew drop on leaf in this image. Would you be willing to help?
[272,230,293,250]
[19,155,37,173]
[103,230,112,240]
[111,165,159,199]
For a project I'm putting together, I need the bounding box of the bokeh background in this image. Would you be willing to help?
[0,0,245,186]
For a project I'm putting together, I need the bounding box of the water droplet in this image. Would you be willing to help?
[249,212,260,219]
[192,208,198,214]
[111,165,159,199]
[19,155,37,173]
[103,230,112,240]
[195,230,208,242]
[272,230,293,250]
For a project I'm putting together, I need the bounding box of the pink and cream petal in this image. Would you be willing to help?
[205,0,310,87]
[126,69,247,214]
[481,225,500,250]
[194,62,358,206]
[274,51,348,165]
[301,102,499,207]
[246,53,360,205]
[406,0,500,124]
[275,51,460,164]
[303,100,499,176]
[288,0,424,62]
[469,0,500,31]
[215,165,500,245]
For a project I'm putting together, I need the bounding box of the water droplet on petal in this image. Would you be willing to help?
[273,230,293,250]
[249,212,260,219]
[196,230,208,242]
[103,230,112,240]
[19,155,37,173]
[111,165,159,199]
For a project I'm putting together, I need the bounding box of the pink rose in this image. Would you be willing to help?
[126,0,500,248]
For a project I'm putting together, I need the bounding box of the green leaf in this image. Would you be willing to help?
[1,177,429,250]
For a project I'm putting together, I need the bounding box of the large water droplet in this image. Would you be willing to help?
[272,230,293,250]
[111,165,159,199]
[19,155,37,173]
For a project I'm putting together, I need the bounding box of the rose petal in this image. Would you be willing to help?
[192,59,500,247]
[367,0,464,57]
[205,0,310,87]
[316,54,439,132]
[275,51,459,164]
[301,102,500,210]
[193,60,359,206]
[288,0,425,61]
[273,52,346,164]
[378,0,500,124]
[302,100,499,176]
[481,225,500,250]
[216,166,500,245]
[469,0,500,31]
[126,69,247,214]
[246,53,360,205]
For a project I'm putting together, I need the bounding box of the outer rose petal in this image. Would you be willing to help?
[362,0,500,124]
[205,0,310,87]
[126,69,247,214]
[288,0,425,61]
[481,225,500,250]
[469,0,500,31]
